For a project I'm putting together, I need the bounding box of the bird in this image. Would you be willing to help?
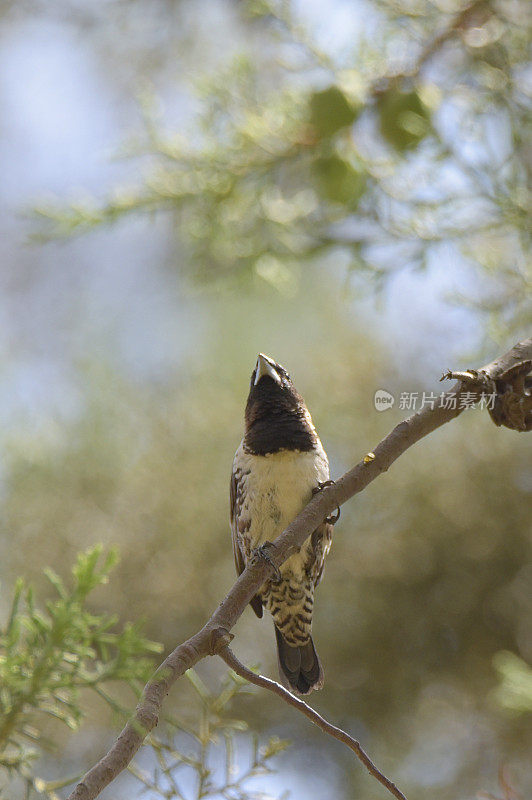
[230,353,335,695]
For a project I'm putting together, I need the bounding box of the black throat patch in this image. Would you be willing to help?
[243,377,317,456]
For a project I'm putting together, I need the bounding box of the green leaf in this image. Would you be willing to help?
[492,651,532,712]
[71,544,119,598]
[261,735,291,760]
[186,669,212,703]
[377,87,432,152]
[43,569,67,599]
[312,154,366,205]
[244,0,276,18]
[4,578,25,639]
[34,773,82,793]
[308,86,359,139]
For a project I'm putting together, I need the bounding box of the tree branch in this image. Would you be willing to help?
[415,0,492,74]
[371,0,492,94]
[66,337,531,800]
[218,644,407,800]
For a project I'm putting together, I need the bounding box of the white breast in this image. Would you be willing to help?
[234,442,329,566]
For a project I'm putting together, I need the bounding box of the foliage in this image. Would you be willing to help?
[376,86,432,153]
[31,0,532,334]
[0,545,291,800]
[308,86,360,139]
[130,669,290,800]
[0,546,162,797]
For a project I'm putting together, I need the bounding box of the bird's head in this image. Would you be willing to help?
[244,354,317,454]
[250,353,292,390]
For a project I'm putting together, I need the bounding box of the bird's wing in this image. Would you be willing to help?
[230,468,245,575]
[230,466,263,618]
[310,521,333,587]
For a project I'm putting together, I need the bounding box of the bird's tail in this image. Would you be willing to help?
[274,626,324,695]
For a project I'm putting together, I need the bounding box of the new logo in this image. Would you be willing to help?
[374,389,395,411]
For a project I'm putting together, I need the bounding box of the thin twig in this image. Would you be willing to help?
[415,0,491,73]
[219,645,407,800]
[66,338,532,800]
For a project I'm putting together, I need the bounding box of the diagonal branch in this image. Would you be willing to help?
[218,644,407,800]
[66,337,532,800]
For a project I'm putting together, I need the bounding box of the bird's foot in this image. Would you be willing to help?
[252,541,282,581]
[312,480,341,525]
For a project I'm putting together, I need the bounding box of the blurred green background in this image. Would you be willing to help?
[0,1,531,798]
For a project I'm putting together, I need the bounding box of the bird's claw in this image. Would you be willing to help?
[252,542,282,581]
[325,507,341,525]
[312,480,341,525]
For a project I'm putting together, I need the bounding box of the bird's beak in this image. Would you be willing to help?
[254,353,281,386]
